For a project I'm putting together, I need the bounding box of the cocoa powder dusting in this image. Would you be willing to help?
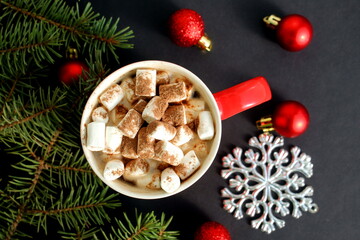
[174,164,186,177]
[152,97,168,120]
[118,109,143,138]
[126,159,149,174]
[156,71,170,85]
[173,77,193,93]
[132,99,148,113]
[92,107,108,121]
[100,84,121,103]
[159,82,186,102]
[136,71,155,96]
[146,172,161,189]
[154,142,178,166]
[157,162,170,171]
[137,127,155,159]
[121,136,138,159]
[111,169,124,176]
[162,104,185,126]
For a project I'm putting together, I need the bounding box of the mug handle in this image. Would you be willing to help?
[213,76,272,120]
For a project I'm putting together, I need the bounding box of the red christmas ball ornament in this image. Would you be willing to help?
[59,60,88,85]
[263,14,313,51]
[168,9,212,51]
[194,221,231,240]
[256,101,310,138]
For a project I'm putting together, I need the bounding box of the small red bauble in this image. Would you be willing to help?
[58,61,88,85]
[272,101,310,138]
[264,14,313,51]
[257,101,310,138]
[168,9,212,51]
[194,221,231,240]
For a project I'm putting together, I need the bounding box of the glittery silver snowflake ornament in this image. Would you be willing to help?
[221,133,318,234]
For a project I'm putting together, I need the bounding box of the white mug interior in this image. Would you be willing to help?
[80,60,222,199]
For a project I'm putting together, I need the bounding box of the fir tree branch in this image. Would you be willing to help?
[58,226,100,240]
[0,41,52,54]
[5,157,45,240]
[0,20,62,71]
[44,163,94,174]
[99,211,180,240]
[0,189,20,206]
[0,77,18,116]
[25,202,108,215]
[0,0,115,44]
[4,109,63,239]
[0,2,180,239]
[4,1,102,42]
[0,0,134,59]
[0,105,57,131]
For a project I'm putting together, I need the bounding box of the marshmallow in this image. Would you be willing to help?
[121,136,138,159]
[184,99,205,124]
[135,69,156,97]
[135,169,161,190]
[197,111,215,140]
[91,106,109,123]
[142,96,168,123]
[154,141,184,166]
[120,77,139,103]
[109,105,128,125]
[170,125,193,146]
[137,127,155,159]
[156,71,170,85]
[170,76,195,100]
[162,104,186,126]
[101,152,123,163]
[170,74,195,99]
[180,136,209,160]
[159,82,187,103]
[139,158,170,172]
[185,109,198,124]
[86,121,105,151]
[117,109,144,138]
[99,84,124,111]
[174,150,200,180]
[147,121,176,141]
[103,160,124,181]
[123,159,150,182]
[104,126,123,154]
[132,99,148,113]
[185,98,205,112]
[161,168,181,193]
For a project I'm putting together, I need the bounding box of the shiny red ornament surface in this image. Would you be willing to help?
[168,9,205,47]
[194,221,231,240]
[273,101,310,138]
[276,14,313,51]
[59,61,88,85]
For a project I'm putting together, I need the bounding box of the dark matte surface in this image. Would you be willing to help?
[84,0,360,239]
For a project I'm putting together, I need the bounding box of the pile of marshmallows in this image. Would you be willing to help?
[86,69,215,193]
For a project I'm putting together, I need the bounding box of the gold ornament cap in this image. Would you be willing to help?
[263,15,282,29]
[256,116,275,133]
[66,47,79,59]
[196,34,212,52]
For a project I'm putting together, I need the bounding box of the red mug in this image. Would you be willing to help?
[80,61,271,199]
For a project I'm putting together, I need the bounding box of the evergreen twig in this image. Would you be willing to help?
[99,211,180,240]
[0,1,179,239]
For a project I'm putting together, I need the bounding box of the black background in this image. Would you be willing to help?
[80,0,360,239]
